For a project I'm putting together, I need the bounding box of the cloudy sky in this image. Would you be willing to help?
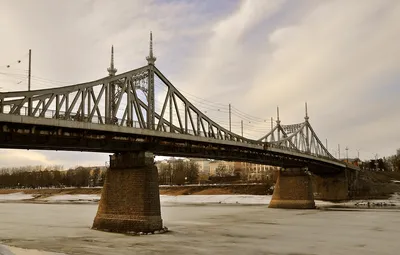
[0,0,399,168]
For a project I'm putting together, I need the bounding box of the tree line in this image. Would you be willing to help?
[158,160,200,185]
[359,150,400,172]
[0,166,105,189]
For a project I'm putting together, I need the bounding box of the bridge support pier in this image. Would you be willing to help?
[269,168,316,209]
[92,151,163,234]
[312,171,349,201]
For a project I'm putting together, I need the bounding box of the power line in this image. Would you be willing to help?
[0,53,29,69]
[154,81,270,123]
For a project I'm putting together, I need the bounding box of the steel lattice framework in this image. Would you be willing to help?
[0,65,255,143]
[0,33,341,167]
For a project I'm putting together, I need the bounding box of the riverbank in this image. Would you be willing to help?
[0,184,272,198]
[1,170,400,200]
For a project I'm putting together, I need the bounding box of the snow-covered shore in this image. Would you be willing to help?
[1,192,400,208]
[0,192,35,201]
[0,244,65,255]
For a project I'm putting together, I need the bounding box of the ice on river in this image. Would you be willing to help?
[0,244,65,255]
[1,201,400,255]
[0,193,34,201]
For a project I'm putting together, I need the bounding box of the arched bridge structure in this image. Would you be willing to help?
[0,33,358,234]
[0,62,349,173]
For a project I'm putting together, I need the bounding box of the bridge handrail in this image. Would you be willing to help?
[0,105,266,145]
[0,106,340,163]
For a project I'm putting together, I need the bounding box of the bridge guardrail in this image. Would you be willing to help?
[1,105,337,162]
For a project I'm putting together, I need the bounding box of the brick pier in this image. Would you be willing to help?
[92,151,163,234]
[269,168,316,209]
[312,171,349,201]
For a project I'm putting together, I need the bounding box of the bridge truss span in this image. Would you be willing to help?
[258,118,335,161]
[0,40,349,171]
[0,64,258,146]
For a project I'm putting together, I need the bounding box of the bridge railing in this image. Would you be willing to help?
[0,105,264,143]
[266,143,339,162]
[1,105,338,162]
[1,105,143,129]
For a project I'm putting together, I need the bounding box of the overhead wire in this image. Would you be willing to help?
[0,52,29,69]
[154,79,270,124]
[1,69,273,136]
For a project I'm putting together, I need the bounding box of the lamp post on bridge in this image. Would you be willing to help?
[28,49,32,116]
[241,120,243,137]
[229,103,231,132]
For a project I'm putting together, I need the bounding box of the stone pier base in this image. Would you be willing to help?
[312,171,349,201]
[269,168,316,209]
[92,151,163,234]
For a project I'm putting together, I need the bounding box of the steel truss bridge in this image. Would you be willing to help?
[0,34,355,174]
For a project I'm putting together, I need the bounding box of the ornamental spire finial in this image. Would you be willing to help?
[146,31,157,65]
[276,106,281,125]
[107,45,117,76]
[305,102,309,121]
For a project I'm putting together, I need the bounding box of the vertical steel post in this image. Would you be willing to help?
[147,66,155,129]
[146,32,156,129]
[127,81,132,127]
[276,107,280,142]
[241,120,243,137]
[28,49,32,116]
[229,103,231,132]
[169,91,173,132]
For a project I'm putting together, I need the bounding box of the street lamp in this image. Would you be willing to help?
[375,153,379,171]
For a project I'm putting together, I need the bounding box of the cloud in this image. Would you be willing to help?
[180,0,400,158]
[0,150,54,167]
[0,149,109,169]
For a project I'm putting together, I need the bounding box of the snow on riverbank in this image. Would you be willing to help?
[0,192,34,201]
[161,194,271,205]
[1,192,400,207]
[0,244,65,255]
[40,194,100,202]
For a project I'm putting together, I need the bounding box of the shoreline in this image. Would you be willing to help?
[1,188,400,210]
[0,184,272,197]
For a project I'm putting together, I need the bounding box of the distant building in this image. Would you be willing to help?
[208,160,235,176]
[341,158,361,166]
[189,158,211,175]
[155,157,279,181]
[235,162,278,181]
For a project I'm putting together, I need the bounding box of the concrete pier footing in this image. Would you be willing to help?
[312,171,349,201]
[269,168,316,209]
[92,151,163,234]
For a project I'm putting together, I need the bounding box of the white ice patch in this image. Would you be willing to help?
[0,193,34,201]
[0,244,66,255]
[40,194,100,202]
[0,244,15,255]
[160,195,272,205]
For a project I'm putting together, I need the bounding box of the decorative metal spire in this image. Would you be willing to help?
[146,31,156,65]
[305,102,309,121]
[107,45,117,76]
[276,106,281,125]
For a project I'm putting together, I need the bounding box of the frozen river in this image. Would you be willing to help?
[1,201,400,255]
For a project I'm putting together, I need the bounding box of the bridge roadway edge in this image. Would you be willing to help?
[0,113,348,172]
